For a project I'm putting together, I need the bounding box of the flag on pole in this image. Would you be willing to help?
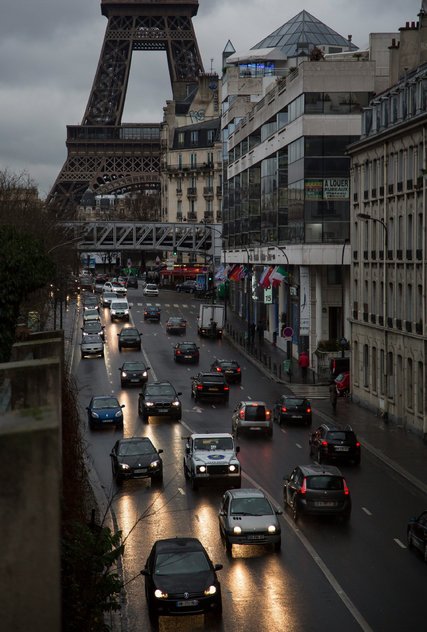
[259,266,274,289]
[258,266,270,286]
[270,265,288,287]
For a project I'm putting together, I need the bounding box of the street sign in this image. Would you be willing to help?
[264,287,273,304]
[281,326,293,340]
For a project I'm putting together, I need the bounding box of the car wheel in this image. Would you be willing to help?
[341,510,351,524]
[183,459,190,479]
[266,428,273,439]
[100,351,104,358]
[225,537,232,554]
[138,344,141,351]
[292,500,299,522]
[274,539,281,552]
[115,473,123,486]
[316,448,322,464]
[81,353,85,359]
[353,456,361,466]
[147,603,159,628]
[118,345,122,352]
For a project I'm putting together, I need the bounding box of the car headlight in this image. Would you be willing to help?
[154,589,168,599]
[114,410,123,417]
[149,460,160,468]
[197,465,206,473]
[121,372,127,377]
[228,464,237,472]
[172,400,180,407]
[142,371,147,377]
[268,525,276,533]
[124,310,129,314]
[233,526,242,535]
[204,585,217,596]
[146,401,154,407]
[119,463,130,470]
[91,411,99,418]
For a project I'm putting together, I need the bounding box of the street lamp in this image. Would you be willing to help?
[357,213,388,419]
[273,246,291,360]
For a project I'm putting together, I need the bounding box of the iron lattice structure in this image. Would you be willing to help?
[48,0,204,215]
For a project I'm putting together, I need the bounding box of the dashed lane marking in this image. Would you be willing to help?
[362,507,372,516]
[295,443,302,449]
[178,488,185,495]
[394,538,406,549]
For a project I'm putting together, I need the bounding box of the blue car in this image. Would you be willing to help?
[86,395,125,430]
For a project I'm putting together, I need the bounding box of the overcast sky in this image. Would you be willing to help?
[0,0,421,198]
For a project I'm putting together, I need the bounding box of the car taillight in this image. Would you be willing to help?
[343,479,350,495]
[224,385,229,391]
[265,410,271,419]
[321,440,328,446]
[239,410,245,419]
[176,350,181,355]
[356,441,360,447]
[216,367,222,372]
[306,407,311,413]
[197,384,203,390]
[281,406,287,413]
[237,367,241,373]
[299,478,307,495]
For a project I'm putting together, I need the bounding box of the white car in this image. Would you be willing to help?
[83,308,101,323]
[183,433,241,490]
[103,281,127,296]
[101,291,118,308]
[110,299,130,322]
[143,283,159,297]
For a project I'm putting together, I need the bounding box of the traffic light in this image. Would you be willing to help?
[172,247,177,256]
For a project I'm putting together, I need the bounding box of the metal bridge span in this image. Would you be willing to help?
[65,221,222,257]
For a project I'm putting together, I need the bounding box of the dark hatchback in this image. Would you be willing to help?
[125,276,138,289]
[110,437,163,484]
[166,316,187,335]
[210,359,242,384]
[81,320,105,341]
[174,341,200,364]
[191,372,229,403]
[283,464,351,522]
[138,381,182,422]
[309,423,361,465]
[273,395,312,426]
[141,537,222,624]
[407,510,427,562]
[117,327,142,351]
[144,305,161,321]
[119,361,150,387]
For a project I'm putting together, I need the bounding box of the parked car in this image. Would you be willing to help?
[103,281,127,296]
[231,401,273,438]
[117,327,142,351]
[174,341,199,364]
[80,334,104,359]
[273,395,312,426]
[309,423,361,465]
[125,276,138,289]
[110,437,163,484]
[143,283,159,297]
[138,381,182,422]
[110,299,130,322]
[330,356,350,380]
[166,316,187,335]
[210,359,241,384]
[176,279,197,293]
[218,488,282,553]
[283,464,351,522]
[191,372,229,403]
[81,321,105,341]
[119,361,150,387]
[101,290,118,308]
[82,308,101,323]
[144,305,161,321]
[141,537,222,624]
[86,395,124,429]
[407,510,427,562]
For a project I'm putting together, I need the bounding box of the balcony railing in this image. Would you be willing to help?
[187,188,197,198]
[203,186,214,196]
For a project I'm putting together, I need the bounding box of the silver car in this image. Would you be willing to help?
[81,334,104,359]
[218,488,282,553]
[101,291,118,308]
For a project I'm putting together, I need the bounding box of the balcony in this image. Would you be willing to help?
[203,213,214,222]
[187,212,197,222]
[187,187,197,198]
[216,186,223,197]
[176,188,183,196]
[216,211,222,222]
[203,186,214,197]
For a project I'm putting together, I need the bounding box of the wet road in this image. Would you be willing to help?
[72,287,427,632]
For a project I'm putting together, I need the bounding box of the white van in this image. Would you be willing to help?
[110,299,130,322]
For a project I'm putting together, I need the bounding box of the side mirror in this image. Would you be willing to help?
[235,446,240,453]
[218,510,226,517]
[177,392,182,396]
[158,449,163,454]
[275,508,283,515]
[146,366,151,371]
[121,404,125,408]
[283,477,289,483]
[109,452,114,457]
[140,569,149,577]
[185,446,190,455]
[213,564,223,571]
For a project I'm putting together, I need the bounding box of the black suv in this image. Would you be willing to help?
[126,276,138,289]
[138,381,182,422]
[283,464,351,522]
[191,372,229,403]
[117,327,142,351]
[407,510,427,562]
[174,341,199,363]
[309,423,361,465]
[210,359,242,384]
[273,395,312,426]
[144,305,161,321]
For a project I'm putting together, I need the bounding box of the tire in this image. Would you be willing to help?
[234,477,241,489]
[341,510,351,524]
[81,353,85,359]
[266,429,273,439]
[118,345,122,352]
[100,351,104,358]
[115,473,123,486]
[353,456,361,466]
[183,459,190,479]
[147,604,159,629]
[317,448,322,464]
[225,538,232,555]
[292,500,299,522]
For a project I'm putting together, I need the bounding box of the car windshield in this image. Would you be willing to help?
[154,551,210,575]
[92,398,119,409]
[169,318,184,324]
[83,335,102,344]
[112,302,128,309]
[328,431,355,442]
[84,298,97,305]
[146,284,157,290]
[122,362,145,370]
[307,476,344,491]
[146,385,175,397]
[84,309,99,317]
[118,440,154,456]
[104,292,117,298]
[244,405,266,420]
[85,322,101,331]
[194,437,233,451]
[121,329,138,337]
[230,497,273,516]
[285,398,305,406]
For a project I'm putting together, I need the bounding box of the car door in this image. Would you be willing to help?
[219,493,231,535]
[231,403,241,432]
[285,467,300,506]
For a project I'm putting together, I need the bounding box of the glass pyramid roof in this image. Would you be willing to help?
[252,10,358,56]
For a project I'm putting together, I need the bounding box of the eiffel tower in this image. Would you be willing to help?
[48,0,204,215]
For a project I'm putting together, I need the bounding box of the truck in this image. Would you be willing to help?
[183,433,241,490]
[197,303,225,338]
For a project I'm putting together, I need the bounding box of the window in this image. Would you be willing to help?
[417,362,423,414]
[407,284,413,322]
[372,281,377,315]
[178,132,185,147]
[363,344,369,387]
[407,146,414,181]
[190,153,197,168]
[380,349,385,395]
[407,358,413,410]
[207,130,215,144]
[407,214,413,250]
[387,351,394,398]
[397,150,404,184]
[178,154,183,169]
[372,347,377,392]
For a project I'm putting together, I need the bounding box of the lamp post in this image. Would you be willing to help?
[340,238,350,358]
[357,213,388,418]
[274,246,291,360]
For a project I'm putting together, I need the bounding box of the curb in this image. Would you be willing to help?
[224,331,427,498]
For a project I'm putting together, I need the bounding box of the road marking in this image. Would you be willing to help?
[173,304,179,307]
[295,443,302,449]
[362,507,372,516]
[394,538,406,549]
[177,487,185,495]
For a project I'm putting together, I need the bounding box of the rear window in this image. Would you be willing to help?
[221,362,238,368]
[327,431,356,442]
[244,405,267,420]
[202,375,225,383]
[285,398,305,406]
[180,344,196,351]
[307,476,344,491]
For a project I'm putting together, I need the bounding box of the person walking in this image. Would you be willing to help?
[298,350,310,382]
[329,380,338,412]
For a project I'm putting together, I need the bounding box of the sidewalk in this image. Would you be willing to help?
[224,311,427,497]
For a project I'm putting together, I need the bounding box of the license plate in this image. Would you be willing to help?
[131,378,140,382]
[292,415,302,419]
[225,370,233,374]
[249,427,262,431]
[334,446,349,452]
[185,355,192,359]
[134,469,146,474]
[157,408,168,413]
[177,600,198,608]
[314,501,337,507]
[208,387,219,391]
[247,534,264,540]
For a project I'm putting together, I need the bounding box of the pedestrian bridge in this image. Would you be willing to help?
[64,221,222,255]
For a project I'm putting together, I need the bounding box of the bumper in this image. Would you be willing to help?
[237,422,272,433]
[227,532,281,546]
[298,499,351,516]
[280,413,311,424]
[153,594,220,617]
[120,465,162,480]
[175,355,199,363]
[144,407,181,419]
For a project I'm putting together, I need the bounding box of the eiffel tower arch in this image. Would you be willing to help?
[48,0,204,216]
